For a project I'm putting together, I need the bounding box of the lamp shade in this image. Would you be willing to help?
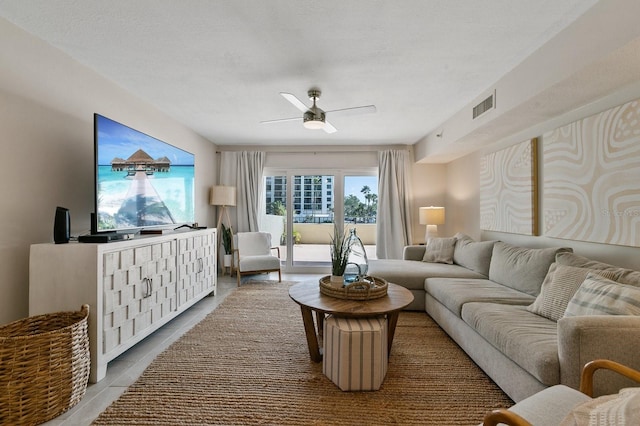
[209,185,236,206]
[419,206,445,225]
[303,120,325,130]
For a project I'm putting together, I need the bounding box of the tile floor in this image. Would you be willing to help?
[43,272,320,426]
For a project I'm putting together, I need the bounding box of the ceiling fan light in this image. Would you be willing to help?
[303,110,326,129]
[303,119,325,130]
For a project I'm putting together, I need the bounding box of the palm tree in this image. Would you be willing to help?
[361,185,371,204]
[368,193,378,222]
[344,194,360,223]
[361,185,373,222]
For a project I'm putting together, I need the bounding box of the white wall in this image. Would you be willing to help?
[444,154,480,240]
[409,163,447,244]
[414,0,640,164]
[0,19,218,324]
[445,83,640,271]
[406,0,640,271]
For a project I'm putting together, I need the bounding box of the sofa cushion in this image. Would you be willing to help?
[238,254,280,271]
[403,245,426,261]
[564,274,640,317]
[462,302,560,386]
[452,233,496,277]
[422,237,456,264]
[527,264,618,322]
[368,259,486,291]
[489,242,572,296]
[425,278,535,317]
[556,252,640,286]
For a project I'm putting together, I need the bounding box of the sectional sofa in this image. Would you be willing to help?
[368,234,640,402]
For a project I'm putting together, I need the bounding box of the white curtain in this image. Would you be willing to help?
[219,151,265,232]
[376,149,413,259]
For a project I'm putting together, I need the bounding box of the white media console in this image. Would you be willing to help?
[29,228,217,383]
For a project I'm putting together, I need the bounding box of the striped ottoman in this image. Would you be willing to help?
[322,315,388,391]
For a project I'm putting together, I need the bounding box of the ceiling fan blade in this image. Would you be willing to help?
[260,117,301,124]
[323,121,337,134]
[280,92,309,112]
[325,105,377,116]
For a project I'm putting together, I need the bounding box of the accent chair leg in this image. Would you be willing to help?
[278,269,282,282]
[236,269,241,286]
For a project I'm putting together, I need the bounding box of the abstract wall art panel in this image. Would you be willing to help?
[480,138,538,235]
[543,99,640,247]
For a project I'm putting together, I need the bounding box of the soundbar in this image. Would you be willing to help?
[78,233,134,243]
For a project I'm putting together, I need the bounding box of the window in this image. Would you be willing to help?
[262,170,376,272]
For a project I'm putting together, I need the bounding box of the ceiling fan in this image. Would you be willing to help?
[260,89,376,134]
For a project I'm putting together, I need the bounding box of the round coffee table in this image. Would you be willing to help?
[289,280,414,362]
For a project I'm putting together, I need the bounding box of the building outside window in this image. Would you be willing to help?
[263,171,377,272]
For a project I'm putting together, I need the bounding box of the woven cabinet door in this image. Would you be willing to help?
[102,240,177,355]
[177,231,217,306]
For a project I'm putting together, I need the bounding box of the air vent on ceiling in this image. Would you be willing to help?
[473,91,495,119]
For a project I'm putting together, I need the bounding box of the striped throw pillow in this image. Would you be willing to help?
[527,264,617,321]
[564,273,640,317]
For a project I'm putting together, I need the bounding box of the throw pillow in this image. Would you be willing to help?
[560,387,640,426]
[488,242,572,296]
[422,237,456,264]
[452,233,496,277]
[556,252,640,286]
[564,273,640,317]
[527,264,617,321]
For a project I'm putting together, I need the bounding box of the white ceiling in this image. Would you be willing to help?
[0,0,598,148]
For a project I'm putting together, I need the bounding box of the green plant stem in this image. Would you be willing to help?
[330,224,352,276]
[221,223,233,254]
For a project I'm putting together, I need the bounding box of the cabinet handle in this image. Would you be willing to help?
[197,258,204,273]
[142,277,153,298]
[142,277,149,298]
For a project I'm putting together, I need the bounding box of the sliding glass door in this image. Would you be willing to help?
[343,175,378,262]
[263,169,377,272]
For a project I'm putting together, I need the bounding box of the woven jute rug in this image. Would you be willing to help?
[93,281,512,425]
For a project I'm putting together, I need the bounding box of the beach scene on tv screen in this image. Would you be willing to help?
[96,115,195,231]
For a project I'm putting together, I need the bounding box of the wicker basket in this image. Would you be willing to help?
[319,275,388,300]
[0,304,90,425]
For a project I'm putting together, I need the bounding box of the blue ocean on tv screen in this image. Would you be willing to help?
[95,114,195,232]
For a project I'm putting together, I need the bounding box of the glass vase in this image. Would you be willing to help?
[344,228,368,283]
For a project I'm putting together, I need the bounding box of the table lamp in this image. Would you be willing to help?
[419,206,445,243]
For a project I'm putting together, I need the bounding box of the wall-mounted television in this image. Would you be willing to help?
[93,113,195,234]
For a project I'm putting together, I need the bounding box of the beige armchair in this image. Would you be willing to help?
[483,359,640,426]
[234,232,281,286]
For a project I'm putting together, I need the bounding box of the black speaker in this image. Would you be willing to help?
[90,212,97,235]
[54,206,70,244]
